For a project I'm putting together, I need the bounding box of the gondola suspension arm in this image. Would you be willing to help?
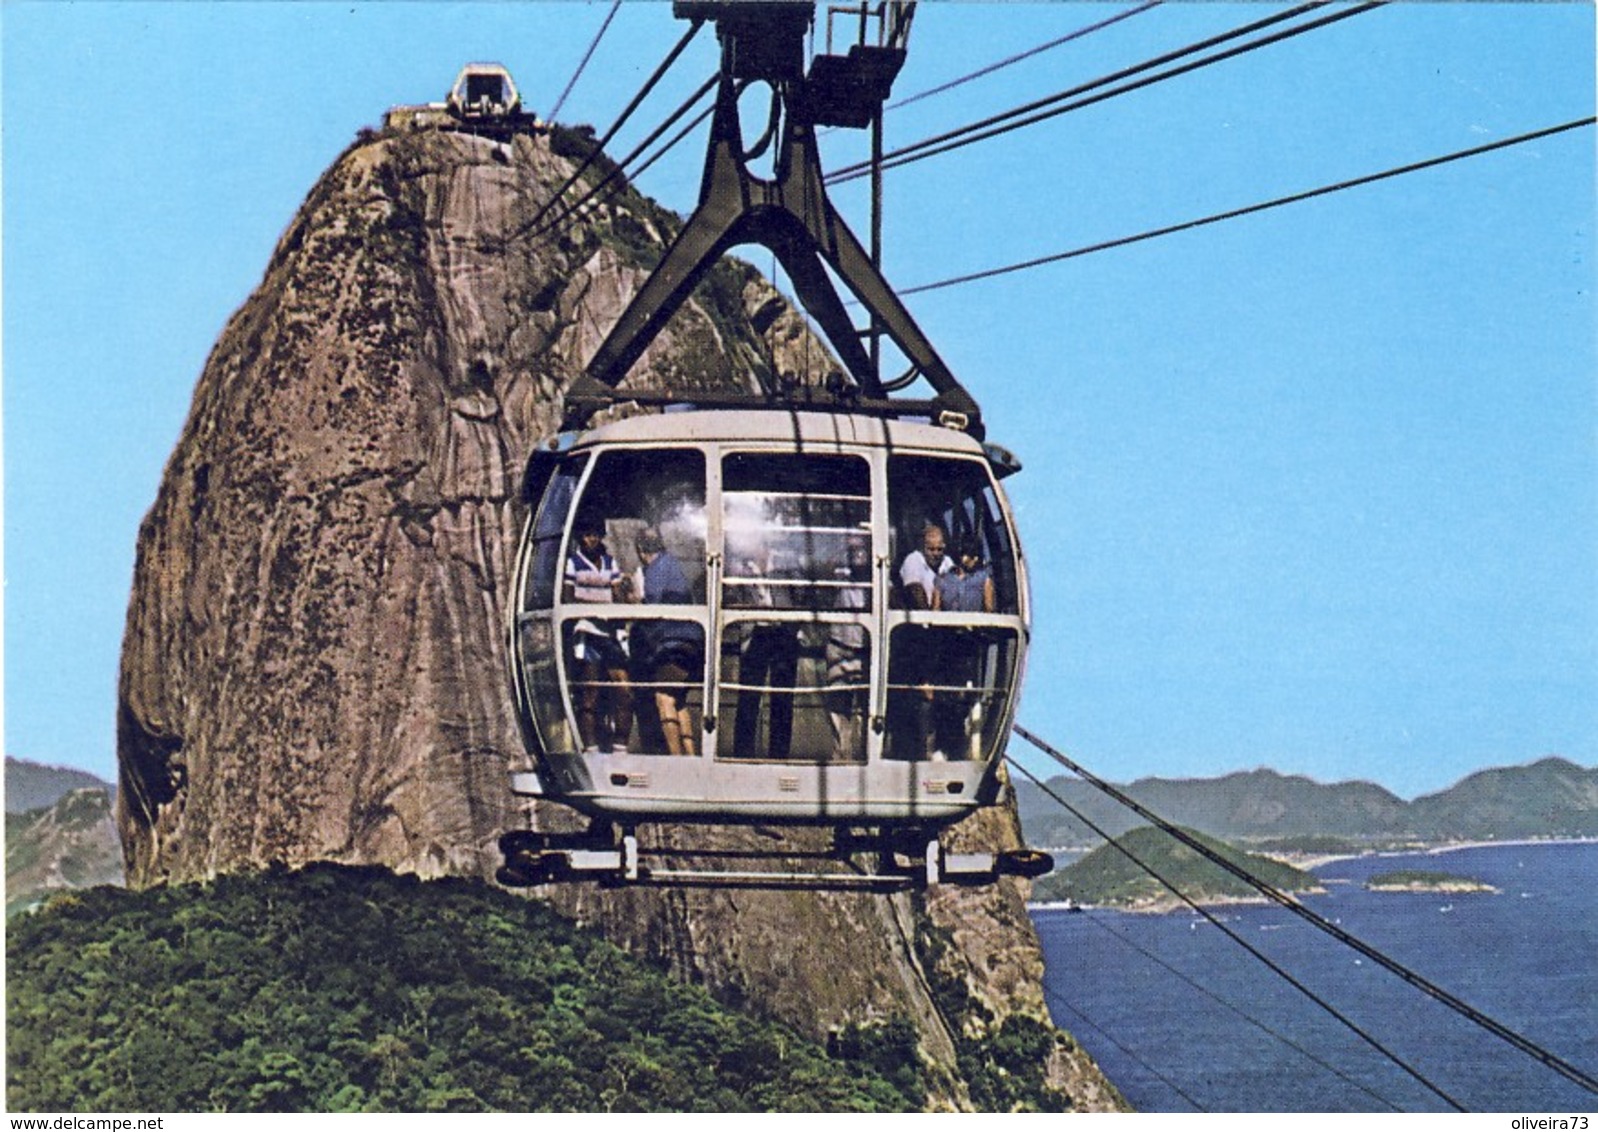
[564,0,982,437]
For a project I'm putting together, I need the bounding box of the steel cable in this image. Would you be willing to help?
[1039,981,1209,1112]
[548,0,624,123]
[828,2,1367,184]
[1013,725,1598,1098]
[1071,905,1404,1109]
[899,115,1595,294]
[509,18,705,245]
[1009,756,1468,1110]
[520,74,717,246]
[886,0,1163,113]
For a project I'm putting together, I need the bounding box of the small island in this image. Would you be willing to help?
[1032,826,1322,913]
[1364,869,1498,894]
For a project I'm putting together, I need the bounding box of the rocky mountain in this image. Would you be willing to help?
[1017,758,1598,847]
[6,787,124,918]
[6,757,114,814]
[113,110,1121,1110]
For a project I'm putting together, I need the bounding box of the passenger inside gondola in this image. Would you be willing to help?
[560,448,707,756]
[887,455,1021,615]
[899,522,950,609]
[887,524,942,757]
[564,518,633,754]
[885,456,1021,760]
[932,538,995,758]
[630,527,704,756]
[936,538,995,614]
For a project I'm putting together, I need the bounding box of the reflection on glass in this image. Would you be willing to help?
[885,626,1017,762]
[518,614,574,754]
[571,448,707,601]
[718,621,867,764]
[524,456,587,611]
[722,453,872,612]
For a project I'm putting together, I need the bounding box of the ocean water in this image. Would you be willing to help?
[1032,841,1598,1113]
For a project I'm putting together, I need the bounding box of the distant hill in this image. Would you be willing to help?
[6,788,124,918]
[1407,758,1598,840]
[1031,826,1320,911]
[1017,758,1597,848]
[6,758,113,814]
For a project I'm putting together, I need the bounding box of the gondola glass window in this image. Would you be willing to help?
[884,455,1022,762]
[887,455,1019,614]
[516,454,588,755]
[718,453,872,763]
[885,625,1020,761]
[560,449,707,757]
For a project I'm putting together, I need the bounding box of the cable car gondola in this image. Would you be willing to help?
[499,1,1050,888]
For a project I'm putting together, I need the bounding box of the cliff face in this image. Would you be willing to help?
[116,119,1123,1110]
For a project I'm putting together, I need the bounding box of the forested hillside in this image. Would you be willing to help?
[6,864,932,1112]
[1017,758,1598,847]
[1032,826,1320,910]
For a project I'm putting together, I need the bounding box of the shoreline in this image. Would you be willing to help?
[1283,834,1598,871]
[1031,890,1324,917]
[1028,837,1595,914]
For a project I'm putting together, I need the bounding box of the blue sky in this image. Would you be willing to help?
[3,2,1593,798]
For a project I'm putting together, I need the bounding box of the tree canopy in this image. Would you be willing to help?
[6,863,923,1112]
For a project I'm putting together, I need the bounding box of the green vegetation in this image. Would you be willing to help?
[1366,869,1494,892]
[912,907,1077,1111]
[4,807,47,877]
[7,863,923,1112]
[1032,826,1319,910]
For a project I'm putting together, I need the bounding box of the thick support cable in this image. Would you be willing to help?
[886,0,1162,113]
[600,100,715,193]
[1013,725,1598,1099]
[1040,982,1209,1113]
[902,116,1597,295]
[1072,906,1404,1110]
[522,75,718,246]
[549,0,624,123]
[828,2,1374,184]
[511,18,705,244]
[1010,757,1465,1112]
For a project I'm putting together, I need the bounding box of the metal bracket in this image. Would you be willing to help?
[567,1,982,438]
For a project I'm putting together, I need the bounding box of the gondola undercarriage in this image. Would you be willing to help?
[496,822,1052,891]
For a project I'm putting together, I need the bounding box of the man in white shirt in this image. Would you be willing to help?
[893,522,951,759]
[899,523,951,609]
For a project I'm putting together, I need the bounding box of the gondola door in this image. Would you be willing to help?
[714,450,876,767]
